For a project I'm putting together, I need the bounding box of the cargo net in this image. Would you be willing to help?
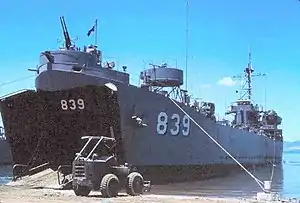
[0,85,122,171]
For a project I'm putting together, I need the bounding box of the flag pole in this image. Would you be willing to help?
[95,19,98,46]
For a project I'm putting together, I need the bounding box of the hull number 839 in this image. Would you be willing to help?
[156,112,190,136]
[61,99,85,110]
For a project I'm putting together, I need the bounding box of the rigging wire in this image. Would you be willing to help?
[270,137,276,182]
[177,2,275,191]
[0,75,35,99]
[0,75,35,88]
[147,73,277,192]
[169,98,278,192]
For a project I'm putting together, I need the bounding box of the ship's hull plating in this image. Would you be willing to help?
[0,140,13,165]
[0,68,283,182]
[35,70,283,165]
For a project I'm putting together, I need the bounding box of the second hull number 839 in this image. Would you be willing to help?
[61,99,85,110]
[156,112,190,136]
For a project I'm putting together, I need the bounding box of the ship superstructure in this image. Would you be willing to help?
[225,51,282,141]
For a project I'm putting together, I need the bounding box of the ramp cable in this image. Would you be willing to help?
[170,98,271,192]
[16,132,45,179]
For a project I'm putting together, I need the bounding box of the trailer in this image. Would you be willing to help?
[72,135,151,198]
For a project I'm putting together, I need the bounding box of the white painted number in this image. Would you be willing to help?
[182,115,190,136]
[69,99,76,110]
[77,99,85,109]
[61,100,68,110]
[170,113,180,136]
[156,112,190,136]
[157,112,168,135]
[61,99,85,110]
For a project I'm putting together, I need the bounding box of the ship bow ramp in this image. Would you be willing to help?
[0,85,124,172]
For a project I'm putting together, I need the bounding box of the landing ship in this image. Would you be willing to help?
[0,17,283,182]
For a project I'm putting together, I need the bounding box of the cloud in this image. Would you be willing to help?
[218,77,236,87]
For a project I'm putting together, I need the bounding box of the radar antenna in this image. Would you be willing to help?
[59,16,72,50]
[233,47,266,101]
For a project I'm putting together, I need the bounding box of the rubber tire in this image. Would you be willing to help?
[73,185,91,196]
[100,174,120,198]
[126,172,144,196]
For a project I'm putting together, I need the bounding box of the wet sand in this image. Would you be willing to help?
[0,167,283,203]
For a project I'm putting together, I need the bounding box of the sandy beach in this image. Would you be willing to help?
[0,184,259,203]
[0,168,276,203]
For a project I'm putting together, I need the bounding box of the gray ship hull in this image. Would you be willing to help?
[36,69,283,171]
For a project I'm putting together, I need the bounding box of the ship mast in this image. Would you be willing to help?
[246,48,253,100]
[185,0,189,91]
[233,47,266,101]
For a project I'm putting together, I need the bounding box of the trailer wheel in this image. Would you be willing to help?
[100,173,120,198]
[73,185,91,196]
[62,178,69,184]
[126,172,144,196]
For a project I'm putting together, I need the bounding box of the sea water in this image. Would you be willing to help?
[0,164,12,184]
[281,151,300,198]
[0,152,299,199]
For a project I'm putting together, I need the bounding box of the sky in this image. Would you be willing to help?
[0,0,299,141]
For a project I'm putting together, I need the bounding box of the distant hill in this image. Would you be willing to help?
[284,141,300,153]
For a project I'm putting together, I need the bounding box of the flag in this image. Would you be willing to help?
[87,26,95,36]
[87,19,97,36]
